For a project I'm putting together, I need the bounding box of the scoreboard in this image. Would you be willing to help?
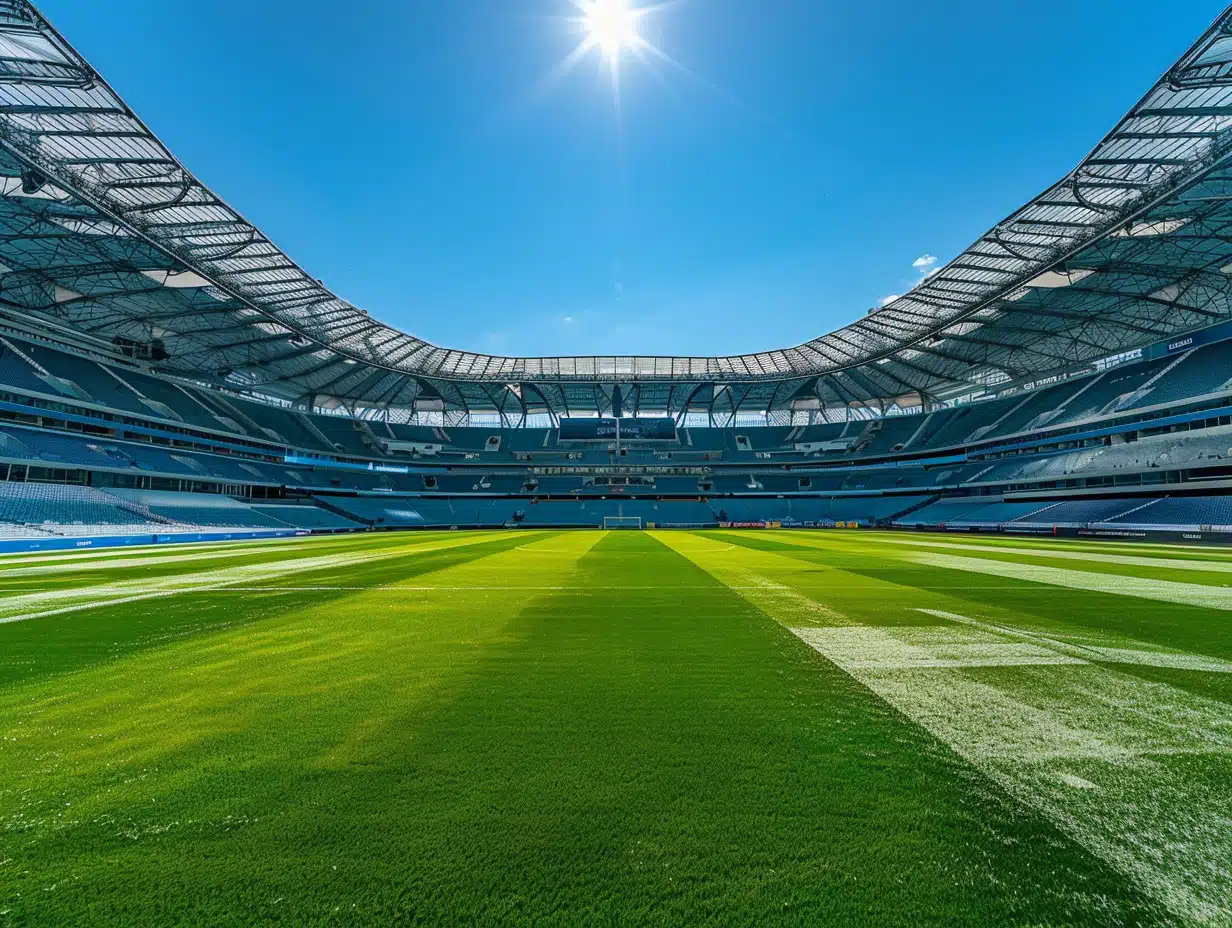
[558,417,677,441]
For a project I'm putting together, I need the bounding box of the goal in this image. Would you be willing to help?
[602,516,643,530]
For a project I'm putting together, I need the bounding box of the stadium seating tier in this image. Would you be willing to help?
[0,332,1227,541]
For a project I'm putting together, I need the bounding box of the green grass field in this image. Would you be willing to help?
[2,528,1231,926]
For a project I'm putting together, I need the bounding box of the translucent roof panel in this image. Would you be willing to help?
[0,2,1229,414]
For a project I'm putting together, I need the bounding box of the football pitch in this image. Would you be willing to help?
[2,529,1231,926]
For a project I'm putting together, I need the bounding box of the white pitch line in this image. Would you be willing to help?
[772,529,1232,559]
[792,625,1088,670]
[868,536,1232,574]
[790,616,1232,926]
[915,607,1232,674]
[0,532,479,577]
[910,552,1232,611]
[0,533,520,626]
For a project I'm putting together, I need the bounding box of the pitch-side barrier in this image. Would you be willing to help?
[0,528,305,555]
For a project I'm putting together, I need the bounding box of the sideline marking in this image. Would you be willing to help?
[869,536,1232,574]
[0,533,528,626]
[910,551,1232,611]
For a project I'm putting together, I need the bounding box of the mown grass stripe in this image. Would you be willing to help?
[663,530,1232,926]
[0,529,1204,926]
[0,531,552,691]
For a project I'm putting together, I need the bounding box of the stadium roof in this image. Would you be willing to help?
[0,1,1231,419]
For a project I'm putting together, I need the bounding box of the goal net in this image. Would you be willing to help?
[602,516,643,530]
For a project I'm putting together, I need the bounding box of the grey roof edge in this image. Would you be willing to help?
[0,1,1227,391]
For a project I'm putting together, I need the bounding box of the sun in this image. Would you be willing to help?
[582,0,641,61]
[547,0,677,105]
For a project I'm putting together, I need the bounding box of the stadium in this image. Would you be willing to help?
[2,0,1232,924]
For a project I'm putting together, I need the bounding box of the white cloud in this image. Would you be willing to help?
[562,315,574,324]
[877,253,941,310]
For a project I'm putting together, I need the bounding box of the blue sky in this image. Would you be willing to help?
[41,0,1224,358]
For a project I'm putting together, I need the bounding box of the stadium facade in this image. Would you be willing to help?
[0,1,1229,543]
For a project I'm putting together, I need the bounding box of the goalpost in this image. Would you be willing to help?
[602,516,643,530]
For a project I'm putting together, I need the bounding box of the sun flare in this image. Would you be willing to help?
[583,0,640,60]
[548,0,679,105]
